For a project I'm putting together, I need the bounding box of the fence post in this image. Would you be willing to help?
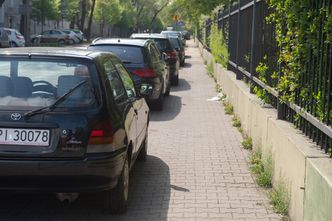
[236,0,241,80]
[277,0,286,120]
[249,0,257,93]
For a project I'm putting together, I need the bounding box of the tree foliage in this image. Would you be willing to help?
[94,0,122,35]
[30,0,172,36]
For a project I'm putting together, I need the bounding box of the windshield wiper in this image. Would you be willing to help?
[121,60,133,64]
[24,80,88,119]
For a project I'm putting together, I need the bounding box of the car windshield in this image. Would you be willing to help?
[152,39,173,52]
[0,59,95,109]
[89,45,144,64]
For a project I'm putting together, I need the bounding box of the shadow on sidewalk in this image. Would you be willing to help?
[171,78,191,92]
[150,95,182,121]
[0,156,171,221]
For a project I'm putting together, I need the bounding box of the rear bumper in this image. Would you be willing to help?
[0,151,126,192]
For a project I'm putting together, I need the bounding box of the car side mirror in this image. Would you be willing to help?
[139,84,153,97]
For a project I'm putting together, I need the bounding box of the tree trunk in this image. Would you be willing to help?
[135,5,144,32]
[87,0,96,41]
[100,20,105,36]
[80,0,87,31]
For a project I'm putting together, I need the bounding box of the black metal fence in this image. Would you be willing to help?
[198,0,332,155]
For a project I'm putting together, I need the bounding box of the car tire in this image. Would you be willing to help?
[69,39,75,45]
[138,134,148,161]
[171,74,179,86]
[107,156,129,214]
[58,39,65,45]
[165,80,171,96]
[10,41,17,47]
[153,93,164,111]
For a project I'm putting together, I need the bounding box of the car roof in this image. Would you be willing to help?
[0,47,107,60]
[130,33,168,39]
[90,38,151,47]
[161,30,181,33]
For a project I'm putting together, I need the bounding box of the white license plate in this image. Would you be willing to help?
[0,128,50,146]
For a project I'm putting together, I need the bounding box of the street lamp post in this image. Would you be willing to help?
[25,0,31,45]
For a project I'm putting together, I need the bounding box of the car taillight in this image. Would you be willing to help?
[167,51,177,59]
[132,68,157,78]
[88,120,113,145]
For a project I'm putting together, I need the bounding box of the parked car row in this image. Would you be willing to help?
[0,29,188,214]
[31,29,85,45]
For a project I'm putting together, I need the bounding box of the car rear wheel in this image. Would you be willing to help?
[138,134,148,161]
[10,41,17,47]
[58,39,65,45]
[152,93,164,111]
[171,74,179,86]
[107,156,129,214]
[165,80,171,96]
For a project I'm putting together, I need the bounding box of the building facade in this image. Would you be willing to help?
[0,0,22,30]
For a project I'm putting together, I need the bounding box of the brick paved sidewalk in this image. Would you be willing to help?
[0,40,282,221]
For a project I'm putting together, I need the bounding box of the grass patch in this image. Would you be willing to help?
[232,116,241,128]
[257,155,273,187]
[241,137,252,150]
[249,150,272,187]
[224,102,234,115]
[215,84,222,93]
[269,182,289,216]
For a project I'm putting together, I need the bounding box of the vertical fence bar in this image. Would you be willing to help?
[236,0,241,80]
[249,0,257,93]
[277,0,286,120]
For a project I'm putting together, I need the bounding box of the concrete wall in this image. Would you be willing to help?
[197,40,332,221]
